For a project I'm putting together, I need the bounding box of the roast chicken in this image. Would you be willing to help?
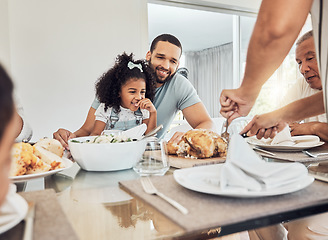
[167,129,227,159]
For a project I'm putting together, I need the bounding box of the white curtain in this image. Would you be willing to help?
[184,43,233,117]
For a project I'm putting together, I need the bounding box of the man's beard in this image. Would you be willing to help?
[155,69,173,84]
[149,59,174,84]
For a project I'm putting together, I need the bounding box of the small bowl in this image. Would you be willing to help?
[68,136,147,171]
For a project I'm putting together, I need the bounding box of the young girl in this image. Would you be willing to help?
[91,52,157,135]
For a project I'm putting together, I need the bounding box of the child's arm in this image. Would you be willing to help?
[139,98,157,134]
[91,120,106,136]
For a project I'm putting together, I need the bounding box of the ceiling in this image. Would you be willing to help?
[148,3,256,52]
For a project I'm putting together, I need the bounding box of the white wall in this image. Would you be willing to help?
[1,0,259,142]
[0,0,10,70]
[1,0,148,141]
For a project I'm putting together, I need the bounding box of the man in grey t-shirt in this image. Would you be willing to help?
[54,34,214,149]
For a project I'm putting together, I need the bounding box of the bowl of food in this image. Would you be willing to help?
[68,134,147,171]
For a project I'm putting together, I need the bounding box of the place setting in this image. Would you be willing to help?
[174,134,313,197]
[119,133,328,234]
[0,185,79,240]
[246,126,328,163]
[0,184,28,236]
[0,137,79,239]
[246,125,324,151]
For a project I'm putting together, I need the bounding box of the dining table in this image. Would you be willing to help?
[3,146,328,240]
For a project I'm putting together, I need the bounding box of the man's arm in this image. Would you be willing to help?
[53,107,96,149]
[14,103,33,142]
[182,102,215,131]
[220,0,313,121]
[290,122,328,142]
[241,92,325,139]
[169,102,215,143]
[14,111,24,139]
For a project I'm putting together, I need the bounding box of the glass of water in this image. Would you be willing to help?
[133,140,169,176]
[228,117,251,136]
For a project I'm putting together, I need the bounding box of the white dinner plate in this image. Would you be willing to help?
[9,157,73,183]
[247,136,324,152]
[173,164,314,198]
[0,188,28,234]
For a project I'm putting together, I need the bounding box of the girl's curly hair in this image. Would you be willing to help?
[95,52,156,113]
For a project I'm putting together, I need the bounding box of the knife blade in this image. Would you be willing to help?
[253,147,276,156]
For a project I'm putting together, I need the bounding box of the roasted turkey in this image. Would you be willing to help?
[167,129,227,159]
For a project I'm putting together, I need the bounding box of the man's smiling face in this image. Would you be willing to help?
[295,37,322,90]
[146,41,181,86]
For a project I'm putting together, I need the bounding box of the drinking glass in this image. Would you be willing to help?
[133,140,169,176]
[223,117,251,136]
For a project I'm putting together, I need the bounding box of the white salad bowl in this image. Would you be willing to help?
[68,136,147,171]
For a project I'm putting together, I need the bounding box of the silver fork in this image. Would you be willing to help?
[140,177,189,215]
[303,150,328,158]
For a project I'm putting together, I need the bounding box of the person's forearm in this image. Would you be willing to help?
[74,128,92,137]
[14,111,23,139]
[145,112,157,134]
[74,107,97,137]
[312,123,328,142]
[279,92,325,123]
[90,121,106,136]
[240,0,312,97]
[195,119,216,132]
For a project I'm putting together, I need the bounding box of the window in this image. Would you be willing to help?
[148,2,313,126]
[246,15,313,116]
[148,3,234,120]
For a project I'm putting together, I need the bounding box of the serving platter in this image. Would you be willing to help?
[149,150,226,168]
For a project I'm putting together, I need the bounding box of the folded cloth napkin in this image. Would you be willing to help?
[122,124,147,140]
[220,134,308,192]
[0,184,25,227]
[271,126,294,145]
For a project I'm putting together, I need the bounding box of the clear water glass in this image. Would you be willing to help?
[227,117,251,135]
[133,140,169,176]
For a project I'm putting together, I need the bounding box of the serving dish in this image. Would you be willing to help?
[68,136,147,171]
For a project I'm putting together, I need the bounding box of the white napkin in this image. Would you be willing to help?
[122,124,147,140]
[271,126,294,145]
[219,134,308,192]
[0,184,22,227]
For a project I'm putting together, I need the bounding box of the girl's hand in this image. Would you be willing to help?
[138,98,156,113]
